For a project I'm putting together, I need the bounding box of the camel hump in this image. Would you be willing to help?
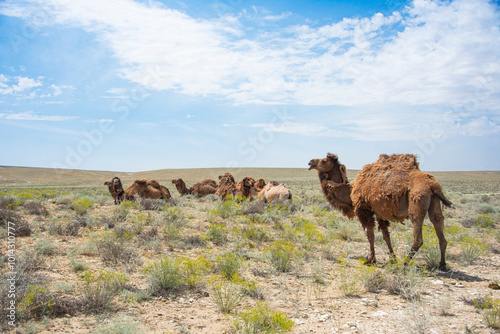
[376,154,420,171]
[148,180,161,189]
[135,179,149,185]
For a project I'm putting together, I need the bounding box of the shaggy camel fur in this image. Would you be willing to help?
[104,177,125,204]
[258,181,292,202]
[171,178,217,196]
[254,178,267,192]
[124,179,171,201]
[309,153,452,270]
[215,173,237,199]
[236,176,257,199]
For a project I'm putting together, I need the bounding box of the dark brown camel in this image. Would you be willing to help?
[309,153,452,270]
[104,176,125,204]
[236,176,257,199]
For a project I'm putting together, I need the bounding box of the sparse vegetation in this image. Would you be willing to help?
[0,170,498,333]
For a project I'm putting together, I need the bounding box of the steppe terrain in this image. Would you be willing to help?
[1,166,499,334]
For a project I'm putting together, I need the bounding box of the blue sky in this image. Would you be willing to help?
[0,0,499,172]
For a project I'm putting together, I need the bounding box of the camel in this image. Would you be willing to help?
[105,177,171,202]
[171,178,217,196]
[104,177,125,204]
[258,181,292,202]
[254,178,267,192]
[309,153,452,270]
[215,173,237,199]
[236,176,257,199]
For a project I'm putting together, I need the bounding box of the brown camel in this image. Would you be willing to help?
[104,177,125,204]
[171,178,217,196]
[309,153,452,270]
[105,178,171,201]
[254,178,267,192]
[258,181,292,202]
[236,176,257,199]
[215,173,237,199]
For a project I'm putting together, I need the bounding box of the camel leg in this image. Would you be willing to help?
[429,195,448,271]
[378,219,396,263]
[356,207,376,264]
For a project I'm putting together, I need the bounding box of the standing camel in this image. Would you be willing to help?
[308,153,452,270]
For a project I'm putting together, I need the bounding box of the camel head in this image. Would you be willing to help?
[242,176,256,188]
[308,153,348,184]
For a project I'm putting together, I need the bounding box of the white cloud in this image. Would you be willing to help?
[0,76,42,95]
[0,111,76,121]
[1,0,499,141]
[2,0,498,107]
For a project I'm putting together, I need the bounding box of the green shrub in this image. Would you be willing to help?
[17,284,55,319]
[34,239,57,256]
[383,261,423,301]
[161,207,187,240]
[143,255,185,294]
[95,230,138,266]
[475,214,495,228]
[205,223,228,245]
[93,315,141,334]
[72,199,94,215]
[232,301,294,333]
[460,237,488,264]
[80,269,128,313]
[181,255,213,288]
[216,252,243,280]
[478,204,495,214]
[209,200,241,219]
[265,241,297,273]
[207,276,244,314]
[338,258,364,297]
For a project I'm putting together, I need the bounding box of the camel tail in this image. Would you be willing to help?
[431,184,452,208]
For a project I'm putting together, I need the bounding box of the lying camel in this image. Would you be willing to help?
[171,178,217,196]
[215,173,237,199]
[105,177,171,202]
[258,181,292,202]
[254,178,267,192]
[236,176,257,199]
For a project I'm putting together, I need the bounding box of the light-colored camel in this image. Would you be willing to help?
[258,181,292,202]
[309,153,452,270]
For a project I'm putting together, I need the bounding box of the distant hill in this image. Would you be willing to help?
[0,166,499,193]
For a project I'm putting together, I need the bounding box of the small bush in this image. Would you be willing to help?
[217,252,243,280]
[0,197,21,210]
[232,301,294,333]
[265,241,297,273]
[80,269,128,313]
[161,207,187,240]
[383,261,423,301]
[338,259,364,297]
[475,214,495,228]
[205,223,228,245]
[34,239,57,256]
[95,231,138,266]
[93,315,141,334]
[23,201,49,216]
[208,276,245,314]
[460,237,488,264]
[181,256,213,288]
[478,204,495,214]
[143,255,185,294]
[17,284,54,319]
[0,208,31,236]
[72,199,93,216]
[138,198,165,211]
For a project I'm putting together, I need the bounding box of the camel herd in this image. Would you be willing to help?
[105,153,452,270]
[104,173,291,205]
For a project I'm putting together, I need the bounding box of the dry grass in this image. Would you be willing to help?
[0,167,499,333]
